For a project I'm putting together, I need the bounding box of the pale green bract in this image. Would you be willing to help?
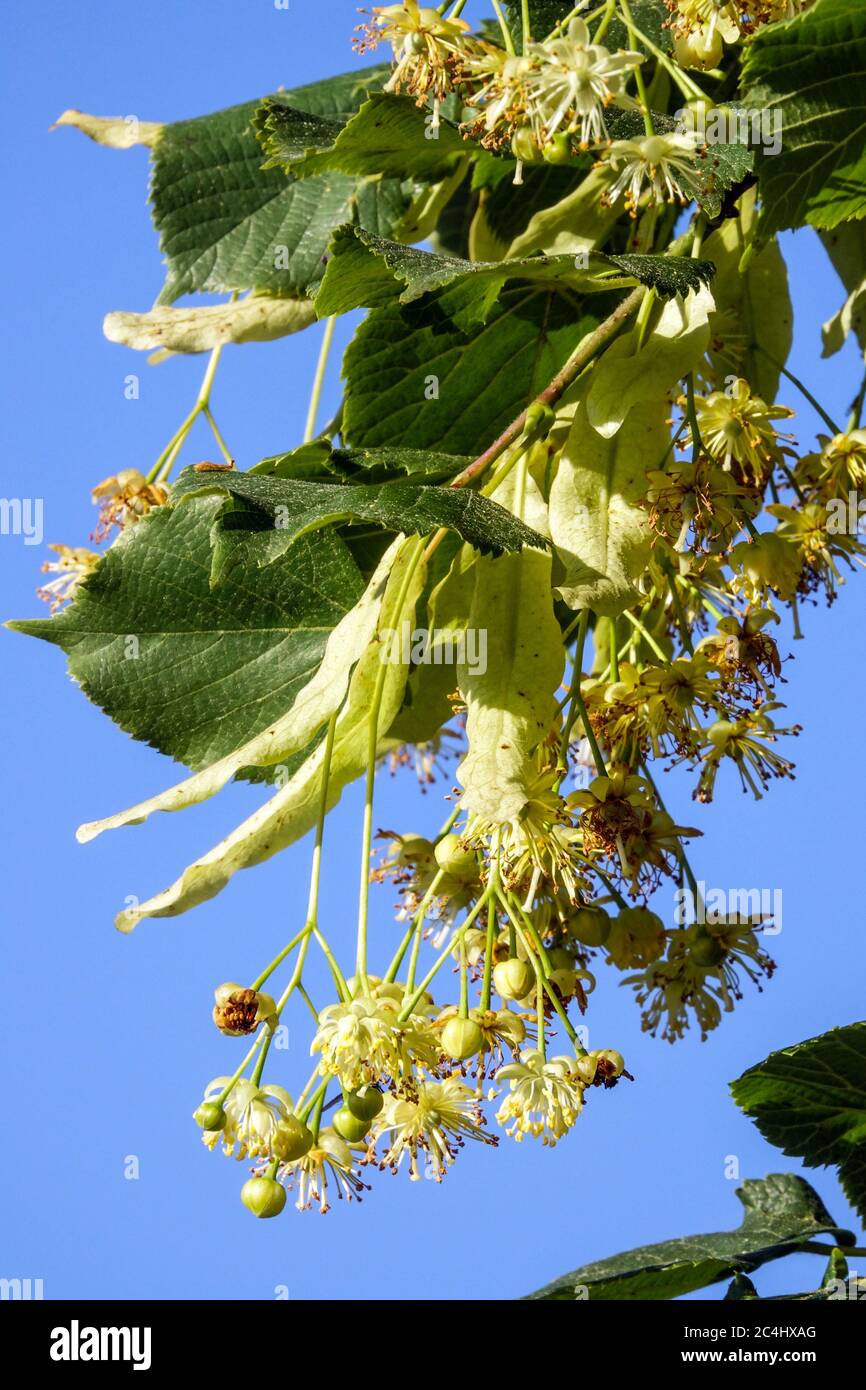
[456,547,563,824]
[113,537,426,931]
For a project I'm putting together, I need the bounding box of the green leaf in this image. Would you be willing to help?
[8,498,363,777]
[171,466,550,578]
[700,188,793,400]
[110,538,427,930]
[75,539,403,842]
[343,285,599,454]
[457,549,563,823]
[524,1174,854,1300]
[315,224,716,323]
[732,1021,866,1225]
[741,0,866,234]
[252,443,471,485]
[259,92,470,184]
[149,64,411,302]
[820,222,866,359]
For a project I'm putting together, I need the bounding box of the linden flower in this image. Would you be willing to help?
[310,996,441,1089]
[493,1048,585,1145]
[278,1127,369,1213]
[668,1,743,45]
[522,18,643,146]
[628,920,775,1042]
[768,502,866,604]
[37,543,100,612]
[373,1076,495,1181]
[687,379,795,484]
[643,458,756,552]
[355,1,473,121]
[463,742,590,903]
[91,468,168,541]
[602,132,701,216]
[200,1077,292,1159]
[797,430,866,502]
[695,709,800,802]
[696,611,781,704]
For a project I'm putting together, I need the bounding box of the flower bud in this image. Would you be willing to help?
[346,1087,384,1122]
[241,1176,286,1219]
[434,833,477,884]
[332,1106,373,1144]
[567,905,611,948]
[607,907,666,969]
[271,1117,315,1162]
[511,127,538,164]
[270,1115,314,1162]
[441,1016,485,1060]
[549,966,578,998]
[193,1101,227,1132]
[493,958,534,1001]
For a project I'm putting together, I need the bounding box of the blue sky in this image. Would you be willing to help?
[1,1,863,1301]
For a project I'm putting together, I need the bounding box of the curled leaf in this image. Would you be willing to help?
[103,295,317,355]
[52,109,163,148]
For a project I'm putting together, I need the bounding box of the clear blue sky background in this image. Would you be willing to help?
[2,1,864,1302]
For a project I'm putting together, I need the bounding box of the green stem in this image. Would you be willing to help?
[398,884,495,1022]
[619,0,653,137]
[479,895,497,1012]
[756,347,843,436]
[148,338,228,484]
[622,606,668,662]
[203,405,233,464]
[304,316,337,443]
[490,0,516,53]
[566,610,608,778]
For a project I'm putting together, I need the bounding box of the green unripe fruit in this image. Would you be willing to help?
[241,1177,286,1219]
[549,966,578,997]
[689,932,727,968]
[332,1106,373,1144]
[270,1115,314,1162]
[542,132,573,164]
[547,946,574,971]
[511,127,538,164]
[434,833,477,884]
[493,958,534,1001]
[568,905,611,948]
[441,1016,485,1060]
[346,1087,384,1122]
[193,1101,227,1132]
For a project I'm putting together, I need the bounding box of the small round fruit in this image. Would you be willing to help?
[434,833,477,884]
[271,1115,314,1162]
[241,1177,286,1219]
[547,946,573,972]
[542,132,573,164]
[346,1088,384,1123]
[441,1016,485,1060]
[493,958,534,1001]
[193,1101,226,1132]
[511,127,538,163]
[333,1106,373,1144]
[568,905,611,948]
[549,966,578,997]
[689,932,727,968]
